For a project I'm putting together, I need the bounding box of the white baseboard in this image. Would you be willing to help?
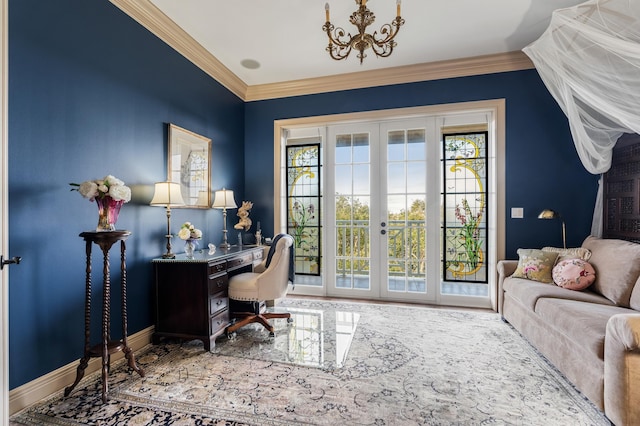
[9,326,154,416]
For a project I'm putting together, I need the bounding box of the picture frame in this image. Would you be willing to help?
[167,123,212,209]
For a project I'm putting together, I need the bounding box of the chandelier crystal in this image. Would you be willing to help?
[323,0,405,64]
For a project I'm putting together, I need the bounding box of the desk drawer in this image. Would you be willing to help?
[208,260,226,275]
[210,310,229,334]
[208,274,228,294]
[227,253,253,270]
[209,293,228,316]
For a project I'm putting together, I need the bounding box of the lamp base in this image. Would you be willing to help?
[162,233,175,259]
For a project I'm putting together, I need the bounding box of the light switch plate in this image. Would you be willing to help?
[511,207,524,219]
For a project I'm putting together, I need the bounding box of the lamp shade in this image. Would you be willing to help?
[212,188,237,209]
[150,182,185,207]
[538,209,561,219]
[195,190,210,207]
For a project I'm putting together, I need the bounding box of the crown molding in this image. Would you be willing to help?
[109,0,247,100]
[110,1,533,102]
[245,51,533,101]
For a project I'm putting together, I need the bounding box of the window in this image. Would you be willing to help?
[442,131,488,283]
[286,143,321,275]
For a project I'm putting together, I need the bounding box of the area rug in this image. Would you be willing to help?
[11,298,610,425]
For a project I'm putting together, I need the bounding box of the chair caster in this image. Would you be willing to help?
[286,317,294,324]
[225,328,236,339]
[269,331,275,338]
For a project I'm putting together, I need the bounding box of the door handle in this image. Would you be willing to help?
[1,255,22,270]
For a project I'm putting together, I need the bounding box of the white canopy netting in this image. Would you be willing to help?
[523,0,640,236]
[523,0,640,175]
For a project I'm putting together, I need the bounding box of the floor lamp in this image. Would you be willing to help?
[538,208,566,249]
[212,188,237,249]
[150,182,185,258]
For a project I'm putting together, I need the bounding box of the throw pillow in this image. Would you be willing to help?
[512,249,559,283]
[542,246,592,262]
[552,259,596,291]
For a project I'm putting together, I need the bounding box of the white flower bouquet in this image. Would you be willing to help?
[178,222,203,241]
[70,174,132,203]
[70,175,132,231]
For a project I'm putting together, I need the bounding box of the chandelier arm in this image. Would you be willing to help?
[327,43,352,61]
[324,24,354,49]
[372,18,404,45]
[369,40,396,58]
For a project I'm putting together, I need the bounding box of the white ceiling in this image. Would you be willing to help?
[149,0,585,86]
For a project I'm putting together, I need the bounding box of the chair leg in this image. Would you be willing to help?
[225,312,292,336]
[226,315,257,334]
[263,312,291,320]
[255,315,275,334]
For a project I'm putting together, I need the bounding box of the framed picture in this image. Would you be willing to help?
[168,123,212,208]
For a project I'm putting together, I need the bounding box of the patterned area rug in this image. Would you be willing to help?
[11,299,610,425]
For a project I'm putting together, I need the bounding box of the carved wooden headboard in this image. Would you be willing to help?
[603,133,640,242]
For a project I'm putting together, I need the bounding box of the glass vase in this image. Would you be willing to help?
[95,196,124,232]
[184,240,196,258]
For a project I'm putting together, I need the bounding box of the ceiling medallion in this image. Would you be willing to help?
[323,0,405,64]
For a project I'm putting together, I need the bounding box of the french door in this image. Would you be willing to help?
[278,100,503,309]
[326,119,438,303]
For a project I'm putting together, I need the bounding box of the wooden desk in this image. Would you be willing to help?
[65,231,144,403]
[152,246,263,351]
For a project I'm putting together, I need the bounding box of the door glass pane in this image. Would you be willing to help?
[335,165,351,195]
[387,163,406,194]
[335,133,370,291]
[388,130,405,161]
[286,144,321,276]
[442,132,488,289]
[352,164,369,195]
[386,128,427,294]
[407,129,426,160]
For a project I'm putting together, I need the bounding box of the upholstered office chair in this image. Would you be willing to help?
[226,234,295,337]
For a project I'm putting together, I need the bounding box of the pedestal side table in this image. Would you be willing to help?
[64,230,144,403]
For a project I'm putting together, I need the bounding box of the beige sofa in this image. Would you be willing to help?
[497,236,640,426]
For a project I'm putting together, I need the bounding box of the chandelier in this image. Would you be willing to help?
[323,0,405,64]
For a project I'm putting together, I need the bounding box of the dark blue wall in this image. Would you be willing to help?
[244,70,600,257]
[8,0,244,388]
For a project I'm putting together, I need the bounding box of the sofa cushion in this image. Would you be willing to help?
[630,275,640,311]
[582,236,640,307]
[503,276,613,311]
[552,259,596,290]
[511,248,558,283]
[534,298,636,362]
[542,246,592,262]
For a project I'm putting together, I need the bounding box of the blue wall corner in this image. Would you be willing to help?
[8,0,244,388]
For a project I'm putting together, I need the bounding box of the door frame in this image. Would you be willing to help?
[273,100,506,310]
[1,0,9,422]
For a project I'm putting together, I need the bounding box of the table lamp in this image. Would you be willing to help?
[150,182,185,258]
[538,208,566,249]
[212,188,237,249]
[195,190,210,207]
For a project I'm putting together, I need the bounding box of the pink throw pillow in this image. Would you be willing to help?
[552,259,596,291]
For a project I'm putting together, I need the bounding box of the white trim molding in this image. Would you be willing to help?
[246,52,531,102]
[1,0,9,422]
[109,0,533,102]
[9,327,154,416]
